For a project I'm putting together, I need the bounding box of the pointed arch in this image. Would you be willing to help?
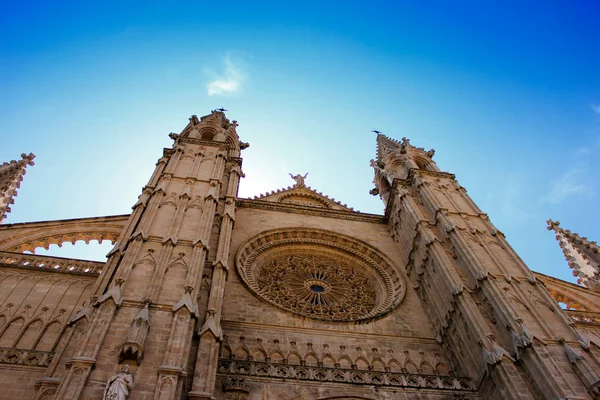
[15,318,43,349]
[404,359,419,374]
[387,358,402,373]
[233,344,250,361]
[219,337,232,359]
[321,354,336,368]
[252,346,267,362]
[371,358,386,372]
[0,316,24,347]
[337,354,353,369]
[123,251,156,301]
[435,361,450,375]
[354,356,369,371]
[269,349,284,363]
[304,353,318,366]
[35,321,62,351]
[419,360,435,375]
[157,377,174,400]
[287,345,303,365]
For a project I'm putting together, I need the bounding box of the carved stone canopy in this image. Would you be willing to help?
[235,228,405,323]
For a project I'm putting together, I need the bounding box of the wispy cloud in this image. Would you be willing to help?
[542,168,591,204]
[205,56,245,96]
[591,105,600,114]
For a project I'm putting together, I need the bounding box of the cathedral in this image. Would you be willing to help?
[1,110,600,400]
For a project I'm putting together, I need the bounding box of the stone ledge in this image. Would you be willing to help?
[0,250,103,276]
[217,359,473,391]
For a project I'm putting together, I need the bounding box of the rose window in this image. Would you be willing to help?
[236,228,405,322]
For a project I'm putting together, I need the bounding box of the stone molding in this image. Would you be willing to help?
[251,184,355,211]
[0,250,103,276]
[238,199,384,223]
[0,214,128,253]
[221,335,451,375]
[221,320,442,344]
[217,359,473,391]
[565,310,600,326]
[177,136,229,151]
[0,347,53,367]
[235,228,406,323]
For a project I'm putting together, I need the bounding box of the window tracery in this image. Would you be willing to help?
[256,254,378,321]
[235,228,405,323]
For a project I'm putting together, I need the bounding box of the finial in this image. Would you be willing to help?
[189,115,200,125]
[371,129,382,135]
[20,153,35,166]
[289,173,308,187]
[546,219,560,230]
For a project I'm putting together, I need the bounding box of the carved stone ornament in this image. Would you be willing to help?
[236,228,405,322]
[103,365,134,400]
[117,303,150,365]
[223,377,251,400]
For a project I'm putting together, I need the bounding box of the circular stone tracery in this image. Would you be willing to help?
[235,228,405,323]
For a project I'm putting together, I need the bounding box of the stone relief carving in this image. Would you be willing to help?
[220,336,451,375]
[103,365,134,400]
[0,347,53,367]
[117,303,150,365]
[0,251,103,275]
[217,360,472,391]
[222,377,251,400]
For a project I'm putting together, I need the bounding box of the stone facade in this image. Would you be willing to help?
[0,111,599,399]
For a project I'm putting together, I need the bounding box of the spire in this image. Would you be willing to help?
[172,110,249,155]
[547,219,600,292]
[371,133,438,206]
[0,153,35,223]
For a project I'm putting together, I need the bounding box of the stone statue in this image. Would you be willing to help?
[103,365,134,400]
[289,173,308,187]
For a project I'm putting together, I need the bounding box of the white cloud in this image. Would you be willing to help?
[206,56,245,96]
[542,168,591,204]
[592,105,600,114]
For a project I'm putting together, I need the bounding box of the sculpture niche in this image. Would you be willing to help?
[103,365,134,400]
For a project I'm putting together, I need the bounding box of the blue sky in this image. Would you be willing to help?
[1,1,599,284]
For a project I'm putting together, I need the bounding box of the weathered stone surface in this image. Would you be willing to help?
[0,113,599,399]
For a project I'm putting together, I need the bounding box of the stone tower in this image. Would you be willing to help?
[48,110,246,399]
[372,134,600,398]
[2,113,600,400]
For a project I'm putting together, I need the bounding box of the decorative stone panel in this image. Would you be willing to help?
[0,347,53,367]
[217,359,473,391]
[235,228,405,323]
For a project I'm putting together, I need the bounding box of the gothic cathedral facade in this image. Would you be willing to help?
[1,110,600,400]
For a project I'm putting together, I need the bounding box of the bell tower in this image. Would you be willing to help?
[51,110,247,400]
[372,134,600,399]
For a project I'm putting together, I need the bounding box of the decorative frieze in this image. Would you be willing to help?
[0,250,103,276]
[565,310,600,326]
[0,347,53,367]
[217,359,473,391]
